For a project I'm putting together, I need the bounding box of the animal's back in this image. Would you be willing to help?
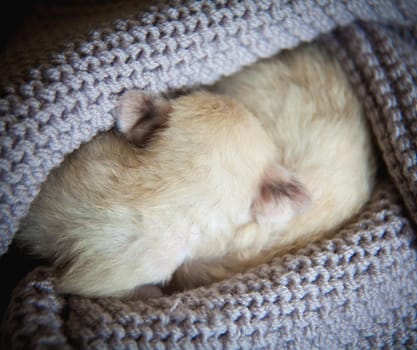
[212,44,376,250]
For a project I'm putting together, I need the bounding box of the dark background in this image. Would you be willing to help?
[0,2,35,51]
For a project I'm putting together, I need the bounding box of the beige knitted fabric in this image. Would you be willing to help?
[1,1,417,349]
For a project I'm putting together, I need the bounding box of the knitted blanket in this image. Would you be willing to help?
[1,0,417,348]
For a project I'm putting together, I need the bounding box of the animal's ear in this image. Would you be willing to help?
[115,90,172,146]
[251,165,311,224]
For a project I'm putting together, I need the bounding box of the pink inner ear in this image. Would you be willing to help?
[251,165,310,222]
[116,90,172,146]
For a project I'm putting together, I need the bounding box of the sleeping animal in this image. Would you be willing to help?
[17,44,376,298]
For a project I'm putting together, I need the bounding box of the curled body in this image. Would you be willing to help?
[17,44,376,298]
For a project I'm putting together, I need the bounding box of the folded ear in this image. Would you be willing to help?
[251,165,311,224]
[116,90,172,146]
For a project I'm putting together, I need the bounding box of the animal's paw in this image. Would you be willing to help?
[128,284,165,300]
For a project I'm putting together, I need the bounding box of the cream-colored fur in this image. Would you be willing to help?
[17,44,376,298]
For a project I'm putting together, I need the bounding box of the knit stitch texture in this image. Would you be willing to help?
[1,0,417,349]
